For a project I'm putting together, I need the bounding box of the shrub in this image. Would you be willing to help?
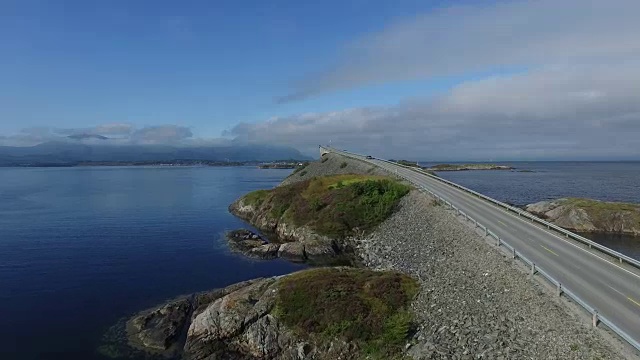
[299,170,307,177]
[238,175,410,239]
[340,162,348,169]
[274,268,418,358]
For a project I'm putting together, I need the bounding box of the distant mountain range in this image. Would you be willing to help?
[0,141,311,166]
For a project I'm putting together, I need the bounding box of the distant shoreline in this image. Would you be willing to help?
[0,160,309,168]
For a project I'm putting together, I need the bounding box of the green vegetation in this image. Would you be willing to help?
[340,161,348,168]
[241,174,410,238]
[243,189,270,207]
[274,268,419,358]
[299,170,308,177]
[564,198,640,226]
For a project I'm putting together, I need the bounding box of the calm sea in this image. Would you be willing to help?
[0,166,305,360]
[1,162,639,359]
[426,161,640,260]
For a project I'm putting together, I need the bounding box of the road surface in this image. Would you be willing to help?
[332,149,640,351]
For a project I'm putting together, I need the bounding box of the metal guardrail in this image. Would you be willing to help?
[324,146,640,270]
[322,145,640,352]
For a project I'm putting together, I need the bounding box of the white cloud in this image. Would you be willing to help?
[280,0,640,101]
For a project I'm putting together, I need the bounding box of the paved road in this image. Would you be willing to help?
[331,149,640,350]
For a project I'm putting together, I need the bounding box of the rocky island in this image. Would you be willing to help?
[425,163,513,171]
[526,197,640,235]
[101,153,626,360]
[390,160,514,172]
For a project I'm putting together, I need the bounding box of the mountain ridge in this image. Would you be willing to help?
[0,141,311,166]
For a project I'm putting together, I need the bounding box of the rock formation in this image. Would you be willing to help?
[525,198,640,235]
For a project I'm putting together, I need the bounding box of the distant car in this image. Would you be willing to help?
[365,155,373,159]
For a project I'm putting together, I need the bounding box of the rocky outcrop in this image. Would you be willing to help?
[119,271,370,360]
[525,198,640,235]
[228,201,344,265]
[279,153,392,187]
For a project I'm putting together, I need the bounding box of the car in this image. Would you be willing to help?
[365,155,373,159]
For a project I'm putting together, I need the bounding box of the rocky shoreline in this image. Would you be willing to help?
[526,198,640,236]
[225,229,349,264]
[102,153,632,360]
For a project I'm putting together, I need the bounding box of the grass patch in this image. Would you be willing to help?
[340,161,348,168]
[563,198,640,227]
[274,268,418,358]
[239,174,410,238]
[243,189,269,207]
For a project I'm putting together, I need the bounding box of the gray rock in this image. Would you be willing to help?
[128,297,191,351]
[302,239,337,263]
[247,243,281,260]
[277,242,306,262]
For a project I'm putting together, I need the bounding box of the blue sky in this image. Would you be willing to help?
[1,0,454,136]
[2,0,640,160]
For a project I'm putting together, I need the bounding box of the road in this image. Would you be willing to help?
[331,148,640,351]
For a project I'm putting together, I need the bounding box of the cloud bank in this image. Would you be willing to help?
[0,124,196,147]
[280,0,640,101]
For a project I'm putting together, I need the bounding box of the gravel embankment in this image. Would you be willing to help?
[356,190,631,359]
[279,153,392,187]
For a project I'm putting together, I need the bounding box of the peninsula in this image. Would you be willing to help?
[101,153,624,360]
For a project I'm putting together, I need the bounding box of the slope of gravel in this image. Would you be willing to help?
[356,190,631,360]
[279,153,392,187]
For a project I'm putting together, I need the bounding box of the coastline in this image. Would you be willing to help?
[104,153,632,360]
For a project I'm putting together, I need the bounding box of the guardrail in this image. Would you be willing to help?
[323,146,640,270]
[323,145,640,352]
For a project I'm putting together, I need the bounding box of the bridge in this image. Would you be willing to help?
[320,145,640,353]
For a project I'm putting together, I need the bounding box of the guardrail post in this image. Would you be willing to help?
[496,237,500,247]
[512,248,516,259]
[485,228,488,236]
[556,283,562,296]
[619,257,623,264]
[465,213,468,221]
[592,311,598,327]
[530,263,536,278]
[474,220,478,228]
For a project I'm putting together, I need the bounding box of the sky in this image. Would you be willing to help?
[1,0,640,160]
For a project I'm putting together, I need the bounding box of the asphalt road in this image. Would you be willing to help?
[333,149,640,350]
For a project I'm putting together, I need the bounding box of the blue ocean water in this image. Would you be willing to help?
[428,161,640,259]
[0,166,305,360]
[1,162,639,359]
